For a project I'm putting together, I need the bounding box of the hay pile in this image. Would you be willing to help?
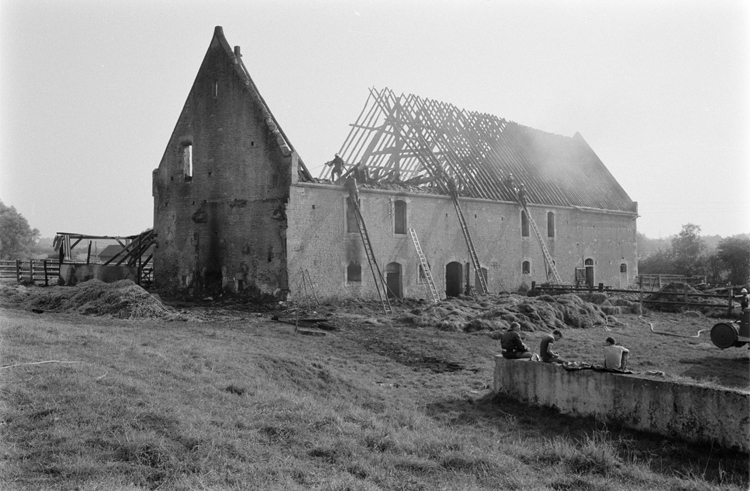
[399,292,630,333]
[0,280,184,320]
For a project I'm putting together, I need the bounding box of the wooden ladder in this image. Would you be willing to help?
[351,198,393,315]
[520,201,562,284]
[450,193,489,294]
[408,228,440,304]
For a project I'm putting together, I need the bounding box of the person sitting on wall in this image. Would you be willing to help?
[539,329,565,364]
[603,336,630,370]
[500,322,538,360]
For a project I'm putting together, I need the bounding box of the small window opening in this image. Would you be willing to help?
[213,81,218,98]
[547,211,555,238]
[521,211,529,237]
[620,263,627,273]
[347,262,362,283]
[522,261,531,275]
[251,141,255,147]
[394,200,407,234]
[183,144,193,180]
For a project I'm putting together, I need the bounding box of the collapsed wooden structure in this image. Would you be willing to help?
[53,230,155,286]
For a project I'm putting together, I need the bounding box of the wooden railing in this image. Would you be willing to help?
[0,259,61,286]
[0,260,152,287]
[531,281,740,317]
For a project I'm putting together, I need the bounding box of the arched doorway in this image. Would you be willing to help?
[385,262,402,299]
[584,258,595,288]
[446,262,463,297]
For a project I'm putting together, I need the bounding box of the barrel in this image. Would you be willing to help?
[711,322,739,349]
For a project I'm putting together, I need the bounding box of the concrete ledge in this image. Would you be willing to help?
[493,355,749,452]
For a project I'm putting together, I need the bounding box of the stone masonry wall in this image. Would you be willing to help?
[286,183,638,301]
[153,32,292,295]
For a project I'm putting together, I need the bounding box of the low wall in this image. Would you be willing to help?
[493,356,749,452]
[59,264,137,286]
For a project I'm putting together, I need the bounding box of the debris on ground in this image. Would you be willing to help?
[0,280,193,320]
[394,292,623,334]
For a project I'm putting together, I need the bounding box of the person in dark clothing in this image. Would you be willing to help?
[540,329,565,363]
[326,153,345,182]
[517,182,527,207]
[500,322,537,360]
[345,177,360,205]
[353,161,369,183]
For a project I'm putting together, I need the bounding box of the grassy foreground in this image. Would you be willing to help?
[0,307,747,490]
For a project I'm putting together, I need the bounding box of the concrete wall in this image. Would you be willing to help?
[152,31,293,295]
[493,356,750,452]
[59,264,137,286]
[286,183,638,301]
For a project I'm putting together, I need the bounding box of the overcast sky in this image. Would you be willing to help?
[1,0,748,241]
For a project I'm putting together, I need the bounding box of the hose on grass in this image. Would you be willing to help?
[639,315,709,339]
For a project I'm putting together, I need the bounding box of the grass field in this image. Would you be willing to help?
[0,296,748,490]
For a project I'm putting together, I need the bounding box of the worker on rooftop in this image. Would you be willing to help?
[326,153,345,182]
[517,182,528,207]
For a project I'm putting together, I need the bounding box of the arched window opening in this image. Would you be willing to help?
[183,143,193,180]
[521,211,529,237]
[522,261,531,275]
[620,263,627,273]
[394,200,407,234]
[347,261,362,283]
[547,211,555,238]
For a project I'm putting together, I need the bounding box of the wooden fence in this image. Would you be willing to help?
[633,274,707,292]
[0,260,153,287]
[0,259,61,286]
[531,281,739,317]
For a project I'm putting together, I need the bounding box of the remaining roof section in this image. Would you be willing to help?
[318,87,636,213]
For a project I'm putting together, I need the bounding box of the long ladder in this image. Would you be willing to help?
[519,201,563,284]
[350,199,393,314]
[408,228,440,304]
[450,193,489,294]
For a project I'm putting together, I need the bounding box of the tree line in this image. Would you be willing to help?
[638,223,750,287]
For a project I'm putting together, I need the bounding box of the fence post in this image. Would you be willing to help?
[728,288,734,318]
[639,275,644,313]
[16,260,20,283]
[29,259,33,283]
[598,283,604,292]
[683,283,688,309]
[43,260,48,286]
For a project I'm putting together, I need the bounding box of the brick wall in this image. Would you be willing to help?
[287,183,638,301]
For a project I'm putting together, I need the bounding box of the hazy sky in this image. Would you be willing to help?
[1,0,748,241]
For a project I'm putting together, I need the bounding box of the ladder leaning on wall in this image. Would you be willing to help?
[408,228,440,304]
[349,194,393,315]
[516,193,563,284]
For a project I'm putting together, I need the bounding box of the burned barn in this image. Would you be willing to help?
[152,27,639,302]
